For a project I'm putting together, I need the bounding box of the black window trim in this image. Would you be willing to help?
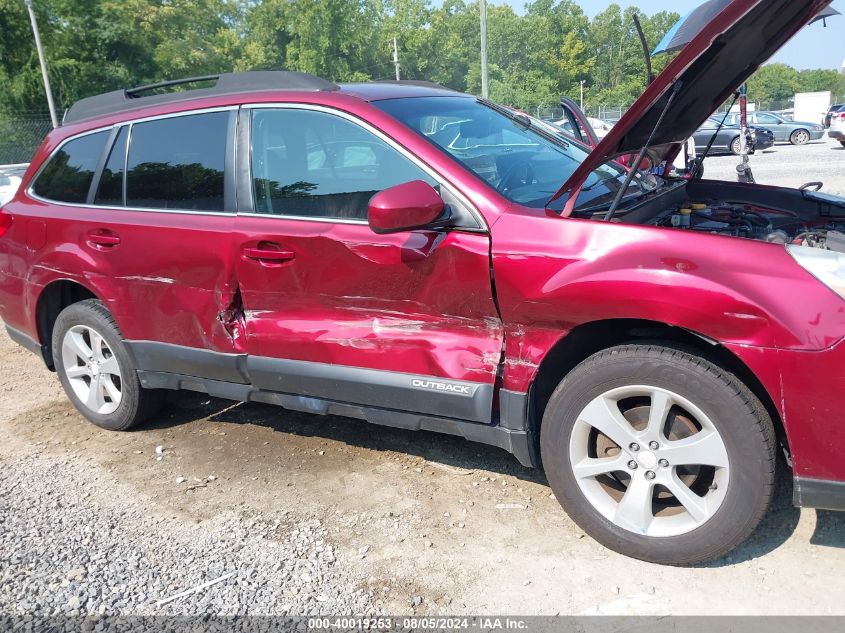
[27,106,239,217]
[239,102,486,232]
[87,124,125,206]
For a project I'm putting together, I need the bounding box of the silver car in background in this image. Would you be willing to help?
[725,111,825,145]
[0,164,27,206]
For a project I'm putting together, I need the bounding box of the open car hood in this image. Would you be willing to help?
[551,0,834,210]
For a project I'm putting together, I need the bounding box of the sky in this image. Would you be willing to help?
[497,0,845,71]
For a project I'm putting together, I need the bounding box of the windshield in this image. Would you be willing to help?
[374,96,627,209]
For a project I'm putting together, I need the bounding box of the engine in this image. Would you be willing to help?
[652,202,845,253]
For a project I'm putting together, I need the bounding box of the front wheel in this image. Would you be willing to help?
[540,344,777,565]
[840,141,845,148]
[52,299,164,431]
[790,129,810,145]
[730,136,742,155]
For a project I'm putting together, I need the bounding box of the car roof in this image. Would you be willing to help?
[62,72,467,126]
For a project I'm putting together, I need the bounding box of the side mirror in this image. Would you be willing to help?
[368,180,450,234]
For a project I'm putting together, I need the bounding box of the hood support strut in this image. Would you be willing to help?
[603,81,683,221]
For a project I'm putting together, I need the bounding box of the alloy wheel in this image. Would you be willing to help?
[569,385,729,537]
[791,130,810,145]
[61,324,123,415]
[731,137,742,155]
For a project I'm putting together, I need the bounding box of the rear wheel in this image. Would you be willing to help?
[52,299,164,431]
[790,129,810,145]
[540,344,776,565]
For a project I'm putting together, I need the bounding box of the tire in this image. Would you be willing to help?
[540,344,776,566]
[52,299,164,431]
[840,141,845,148]
[790,129,810,145]
[730,136,742,155]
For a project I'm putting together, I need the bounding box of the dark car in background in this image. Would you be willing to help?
[825,104,845,128]
[693,116,775,155]
[725,111,824,144]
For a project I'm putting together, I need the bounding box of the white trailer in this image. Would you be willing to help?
[794,91,831,126]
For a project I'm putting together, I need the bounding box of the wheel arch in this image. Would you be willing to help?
[35,279,99,370]
[527,318,787,466]
[790,128,810,142]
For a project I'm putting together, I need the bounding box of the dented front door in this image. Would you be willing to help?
[233,105,503,423]
[233,220,503,422]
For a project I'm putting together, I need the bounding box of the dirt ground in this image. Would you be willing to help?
[3,326,845,616]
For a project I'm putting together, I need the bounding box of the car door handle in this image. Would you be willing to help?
[86,230,121,249]
[242,246,296,263]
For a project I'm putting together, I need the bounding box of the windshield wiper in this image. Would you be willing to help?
[603,80,682,221]
[690,93,738,180]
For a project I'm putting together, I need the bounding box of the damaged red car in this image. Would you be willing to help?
[1,0,843,565]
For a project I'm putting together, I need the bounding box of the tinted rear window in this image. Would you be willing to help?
[126,112,228,211]
[32,132,109,203]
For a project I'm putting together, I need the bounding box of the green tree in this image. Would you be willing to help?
[746,63,801,106]
[1,0,840,122]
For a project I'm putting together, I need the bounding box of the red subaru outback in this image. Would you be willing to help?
[1,0,843,565]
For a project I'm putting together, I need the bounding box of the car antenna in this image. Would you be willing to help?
[689,92,739,180]
[632,14,655,86]
[603,80,682,222]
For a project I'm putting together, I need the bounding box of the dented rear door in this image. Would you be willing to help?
[22,110,241,356]
[234,105,503,423]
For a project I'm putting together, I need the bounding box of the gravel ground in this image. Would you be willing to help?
[0,437,375,618]
[1,139,845,618]
[704,136,845,196]
[3,331,845,618]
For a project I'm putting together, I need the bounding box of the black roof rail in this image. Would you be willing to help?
[63,71,340,125]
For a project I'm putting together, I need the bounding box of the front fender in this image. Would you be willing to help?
[491,211,845,391]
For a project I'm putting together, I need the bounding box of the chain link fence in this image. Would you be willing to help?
[533,96,843,125]
[0,114,53,165]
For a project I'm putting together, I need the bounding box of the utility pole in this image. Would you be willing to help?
[580,80,585,110]
[24,0,58,128]
[479,0,489,99]
[392,37,400,81]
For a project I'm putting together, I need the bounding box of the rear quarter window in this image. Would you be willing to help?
[31,132,109,203]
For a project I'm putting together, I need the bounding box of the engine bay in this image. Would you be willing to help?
[650,201,845,252]
[614,179,845,253]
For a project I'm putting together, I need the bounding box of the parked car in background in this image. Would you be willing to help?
[587,117,614,139]
[693,116,775,155]
[0,170,22,206]
[553,97,601,147]
[829,110,845,147]
[559,117,615,141]
[724,111,824,144]
[824,104,845,128]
